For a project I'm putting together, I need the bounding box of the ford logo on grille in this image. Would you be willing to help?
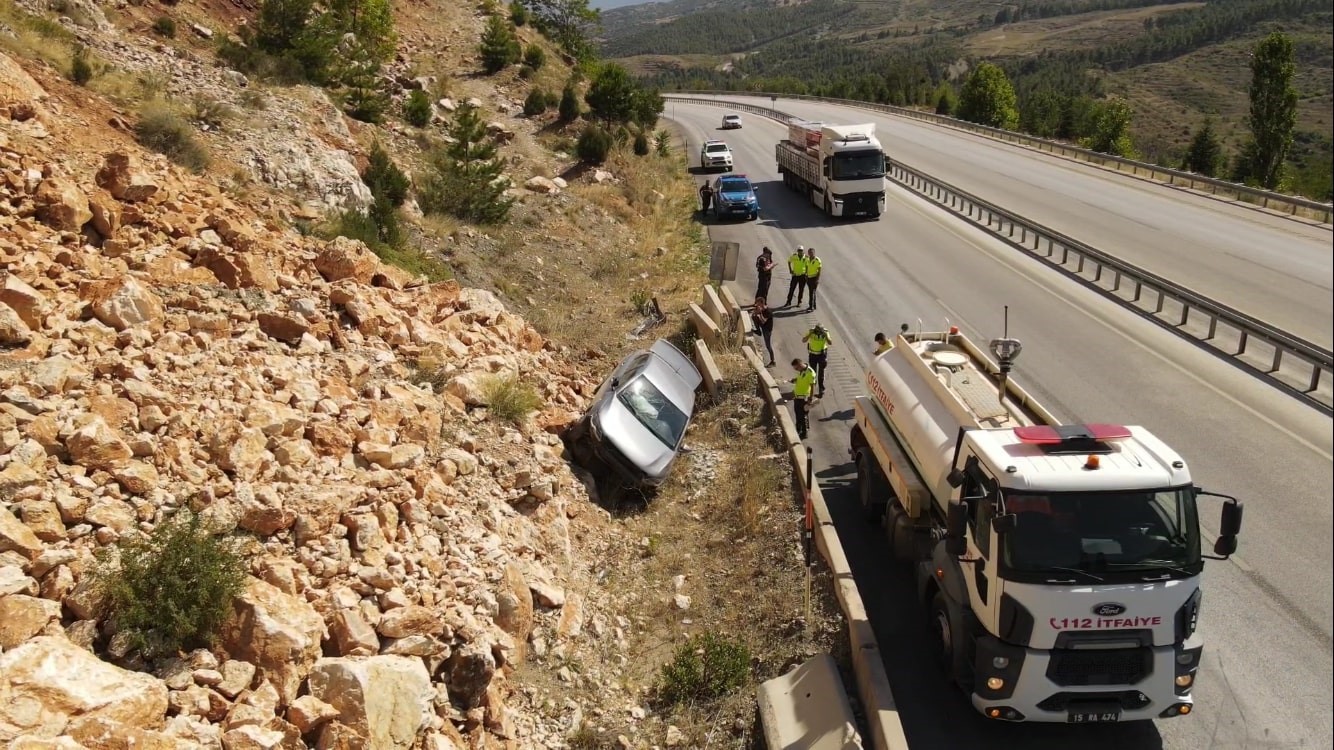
[1092,602,1127,617]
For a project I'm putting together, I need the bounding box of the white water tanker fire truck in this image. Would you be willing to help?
[849,323,1244,724]
[775,119,886,219]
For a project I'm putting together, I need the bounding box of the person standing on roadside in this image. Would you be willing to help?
[784,245,808,308]
[751,296,775,367]
[699,181,713,216]
[755,247,775,301]
[802,323,832,398]
[804,246,823,312]
[790,358,816,440]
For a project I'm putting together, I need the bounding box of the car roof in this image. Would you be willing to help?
[703,139,728,147]
[716,175,750,186]
[724,114,741,119]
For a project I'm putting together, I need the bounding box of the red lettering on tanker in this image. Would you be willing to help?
[1048,616,1163,630]
[867,373,895,416]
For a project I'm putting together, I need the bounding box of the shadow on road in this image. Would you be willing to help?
[819,464,1165,750]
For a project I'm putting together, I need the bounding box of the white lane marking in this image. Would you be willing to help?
[899,186,1334,463]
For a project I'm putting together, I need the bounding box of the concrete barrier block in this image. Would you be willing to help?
[757,653,865,750]
[719,285,743,322]
[740,343,766,375]
[693,339,724,401]
[688,302,720,349]
[702,284,728,330]
[737,307,754,345]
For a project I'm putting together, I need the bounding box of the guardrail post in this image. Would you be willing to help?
[1132,280,1143,302]
[1092,263,1103,283]
[1309,367,1323,393]
[1154,291,1166,314]
[1206,315,1218,341]
[1111,270,1121,292]
[1269,348,1283,374]
[1075,255,1085,274]
[1178,306,1190,327]
[1235,331,1249,355]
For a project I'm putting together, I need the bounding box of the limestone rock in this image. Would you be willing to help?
[375,605,443,639]
[0,274,47,329]
[0,636,169,738]
[330,607,380,657]
[307,656,433,750]
[219,578,326,704]
[34,177,92,231]
[82,277,164,332]
[0,594,62,649]
[64,415,132,472]
[524,176,559,194]
[0,506,44,558]
[314,237,380,284]
[96,152,161,202]
[287,694,338,734]
[0,300,32,344]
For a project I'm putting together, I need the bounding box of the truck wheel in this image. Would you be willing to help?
[930,592,974,691]
[855,450,886,525]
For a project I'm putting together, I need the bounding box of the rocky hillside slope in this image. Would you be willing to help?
[0,47,623,749]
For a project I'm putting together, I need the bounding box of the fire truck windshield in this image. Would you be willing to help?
[999,488,1202,582]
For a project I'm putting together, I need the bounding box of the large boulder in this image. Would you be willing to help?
[0,636,169,740]
[306,656,433,750]
[33,178,92,232]
[314,237,381,284]
[219,578,326,704]
[95,152,161,203]
[81,277,164,332]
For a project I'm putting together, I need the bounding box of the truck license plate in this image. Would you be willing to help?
[1067,709,1121,723]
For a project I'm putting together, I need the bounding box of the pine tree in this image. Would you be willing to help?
[420,105,515,225]
[1182,118,1224,177]
[585,63,638,125]
[934,84,956,116]
[479,16,522,74]
[1238,32,1297,189]
[557,82,581,122]
[956,62,1018,130]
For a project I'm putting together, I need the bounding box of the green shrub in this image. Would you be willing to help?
[557,82,580,122]
[152,16,177,37]
[517,64,535,80]
[92,510,248,656]
[576,124,612,164]
[192,96,237,129]
[479,15,521,74]
[522,88,550,117]
[509,0,527,25]
[481,374,542,423]
[654,129,671,157]
[523,43,545,70]
[135,101,210,172]
[658,632,751,706]
[404,89,432,127]
[70,45,94,85]
[632,130,649,156]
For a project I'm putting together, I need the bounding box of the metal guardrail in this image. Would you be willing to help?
[668,95,1334,413]
[668,91,1334,225]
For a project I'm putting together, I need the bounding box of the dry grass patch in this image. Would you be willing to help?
[569,382,847,747]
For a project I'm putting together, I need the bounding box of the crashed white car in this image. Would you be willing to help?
[721,113,743,129]
[566,340,701,487]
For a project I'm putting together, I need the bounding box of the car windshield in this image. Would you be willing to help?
[616,377,689,449]
[830,150,886,180]
[1001,488,1202,579]
[725,116,740,122]
[705,144,728,153]
[718,179,750,193]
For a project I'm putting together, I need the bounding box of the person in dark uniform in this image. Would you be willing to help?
[755,247,775,301]
[751,296,775,367]
[699,181,714,215]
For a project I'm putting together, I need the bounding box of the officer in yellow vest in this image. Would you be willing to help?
[783,246,808,308]
[789,358,817,439]
[803,247,823,312]
[802,323,832,398]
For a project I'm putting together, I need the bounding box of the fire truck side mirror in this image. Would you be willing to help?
[946,468,964,488]
[992,513,1017,534]
[1197,490,1244,560]
[946,501,967,557]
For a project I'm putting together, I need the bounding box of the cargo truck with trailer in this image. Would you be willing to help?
[775,119,887,219]
[849,324,1244,724]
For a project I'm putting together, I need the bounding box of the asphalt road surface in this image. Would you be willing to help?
[673,95,1334,351]
[667,102,1334,750]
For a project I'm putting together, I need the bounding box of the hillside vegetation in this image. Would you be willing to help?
[600,0,1333,198]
